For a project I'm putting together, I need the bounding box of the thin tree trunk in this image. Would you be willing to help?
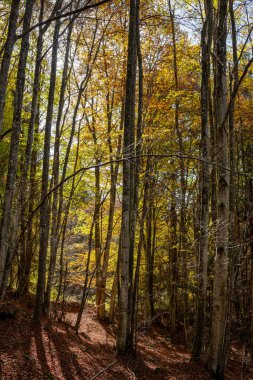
[44,22,73,315]
[109,269,118,323]
[127,0,142,343]
[0,197,20,299]
[34,15,62,321]
[191,0,212,360]
[0,0,21,132]
[18,0,45,296]
[143,156,155,326]
[130,0,143,342]
[75,219,96,331]
[94,161,102,315]
[169,188,178,339]
[222,0,240,363]
[208,0,230,376]
[97,159,120,319]
[245,143,253,354]
[117,0,137,355]
[0,0,36,294]
[168,0,188,337]
[97,90,124,320]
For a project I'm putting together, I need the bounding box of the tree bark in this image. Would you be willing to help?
[0,0,36,293]
[117,0,137,354]
[18,0,45,296]
[169,188,178,339]
[168,0,188,338]
[44,22,73,315]
[75,218,96,331]
[130,0,143,343]
[208,0,230,376]
[0,0,21,132]
[34,15,62,321]
[97,106,122,319]
[221,0,240,364]
[191,0,212,360]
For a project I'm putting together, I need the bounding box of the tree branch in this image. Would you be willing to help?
[16,0,113,39]
[24,152,251,232]
[0,128,12,141]
[88,360,118,380]
[220,57,253,131]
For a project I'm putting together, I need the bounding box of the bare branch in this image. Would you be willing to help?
[16,0,113,39]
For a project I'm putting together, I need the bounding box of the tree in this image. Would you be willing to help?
[34,14,62,321]
[0,0,21,133]
[207,0,230,376]
[0,0,36,298]
[117,0,138,354]
[192,0,212,360]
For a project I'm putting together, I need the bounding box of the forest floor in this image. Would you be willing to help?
[0,298,252,380]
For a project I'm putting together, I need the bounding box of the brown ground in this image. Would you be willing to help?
[0,300,252,380]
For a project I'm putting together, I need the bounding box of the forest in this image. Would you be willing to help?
[0,0,252,379]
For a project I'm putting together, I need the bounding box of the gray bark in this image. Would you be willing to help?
[44,22,73,315]
[117,0,137,354]
[191,0,212,360]
[168,0,188,338]
[0,0,36,292]
[0,0,21,132]
[34,16,62,321]
[97,93,123,319]
[18,0,45,296]
[208,0,230,376]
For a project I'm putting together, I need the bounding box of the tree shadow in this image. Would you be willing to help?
[0,303,231,380]
[32,322,55,378]
[49,322,92,379]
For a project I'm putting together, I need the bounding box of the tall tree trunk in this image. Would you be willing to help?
[0,0,21,132]
[97,144,122,318]
[34,15,62,321]
[44,22,73,315]
[130,0,143,342]
[96,79,124,320]
[168,0,188,337]
[208,0,229,376]
[245,142,253,354]
[191,0,212,360]
[108,268,118,323]
[117,0,137,354]
[210,9,218,227]
[94,161,102,315]
[0,197,20,299]
[18,0,45,296]
[144,156,155,326]
[21,115,40,295]
[222,0,240,362]
[0,0,36,294]
[75,218,96,331]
